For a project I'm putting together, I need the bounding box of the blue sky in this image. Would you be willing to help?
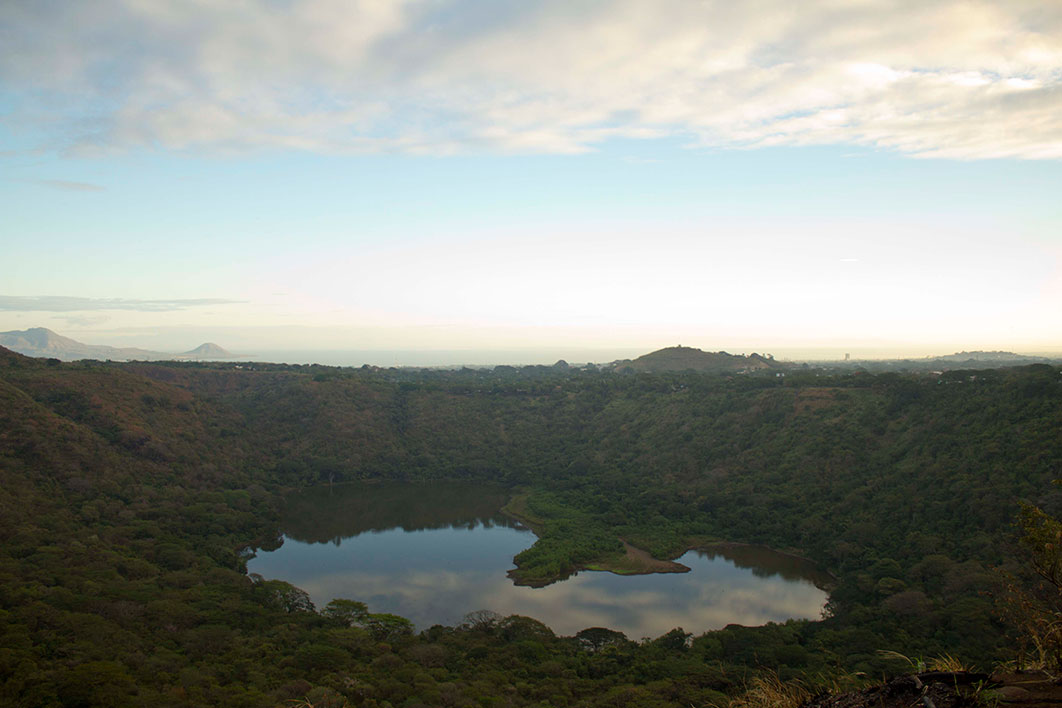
[2,1,1060,362]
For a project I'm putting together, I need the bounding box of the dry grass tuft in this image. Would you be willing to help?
[877,649,973,674]
[726,673,812,708]
[926,653,974,673]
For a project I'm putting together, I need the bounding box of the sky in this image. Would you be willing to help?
[2,0,1061,363]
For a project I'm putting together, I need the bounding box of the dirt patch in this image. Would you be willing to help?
[804,673,987,708]
[589,541,690,576]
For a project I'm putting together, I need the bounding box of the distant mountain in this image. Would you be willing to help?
[0,327,173,362]
[612,345,786,373]
[934,350,1042,363]
[0,327,239,362]
[178,342,236,359]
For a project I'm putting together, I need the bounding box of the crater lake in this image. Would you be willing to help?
[248,481,831,639]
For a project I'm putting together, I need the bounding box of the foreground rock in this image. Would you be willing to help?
[805,671,1062,708]
[805,673,988,708]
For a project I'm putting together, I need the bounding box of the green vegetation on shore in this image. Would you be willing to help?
[1,346,1060,706]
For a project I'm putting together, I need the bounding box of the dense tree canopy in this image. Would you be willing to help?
[0,346,1059,706]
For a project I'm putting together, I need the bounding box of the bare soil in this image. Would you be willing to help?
[588,541,690,575]
[804,671,1062,708]
[986,671,1062,708]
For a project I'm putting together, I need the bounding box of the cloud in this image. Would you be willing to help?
[61,314,112,327]
[36,179,105,192]
[1,0,1060,158]
[0,296,242,312]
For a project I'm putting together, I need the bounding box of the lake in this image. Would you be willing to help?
[248,481,830,639]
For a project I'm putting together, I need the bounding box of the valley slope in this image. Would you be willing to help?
[1,347,1060,706]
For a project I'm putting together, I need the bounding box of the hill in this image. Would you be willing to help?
[0,327,238,362]
[178,342,237,359]
[613,344,784,373]
[936,350,1046,363]
[825,349,1060,373]
[0,326,172,361]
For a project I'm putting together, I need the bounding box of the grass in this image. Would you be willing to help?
[500,491,545,532]
[876,649,974,674]
[725,673,812,708]
[927,653,975,673]
[721,671,865,708]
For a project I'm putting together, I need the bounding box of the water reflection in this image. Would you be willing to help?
[249,482,829,638]
[281,481,518,542]
[695,545,836,591]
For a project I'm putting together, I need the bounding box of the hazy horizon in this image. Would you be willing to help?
[3,2,1060,354]
[3,322,1060,368]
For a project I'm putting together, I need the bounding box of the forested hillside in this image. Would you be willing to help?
[1,347,1060,706]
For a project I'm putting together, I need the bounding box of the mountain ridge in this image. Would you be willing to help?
[0,327,237,361]
[612,345,787,373]
[179,342,235,359]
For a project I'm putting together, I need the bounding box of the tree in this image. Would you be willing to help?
[575,627,630,653]
[323,598,369,627]
[57,661,137,707]
[251,576,315,613]
[652,627,693,652]
[1008,500,1062,669]
[1020,502,1062,591]
[363,613,414,640]
[460,609,502,632]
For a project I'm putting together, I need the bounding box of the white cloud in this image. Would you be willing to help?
[1,0,1060,158]
[60,314,111,328]
[0,296,242,312]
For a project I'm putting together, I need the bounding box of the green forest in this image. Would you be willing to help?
[1,346,1061,707]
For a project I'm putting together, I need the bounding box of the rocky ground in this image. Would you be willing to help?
[804,671,1062,708]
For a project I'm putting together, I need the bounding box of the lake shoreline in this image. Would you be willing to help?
[254,480,831,635]
[692,541,838,592]
[500,493,833,591]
